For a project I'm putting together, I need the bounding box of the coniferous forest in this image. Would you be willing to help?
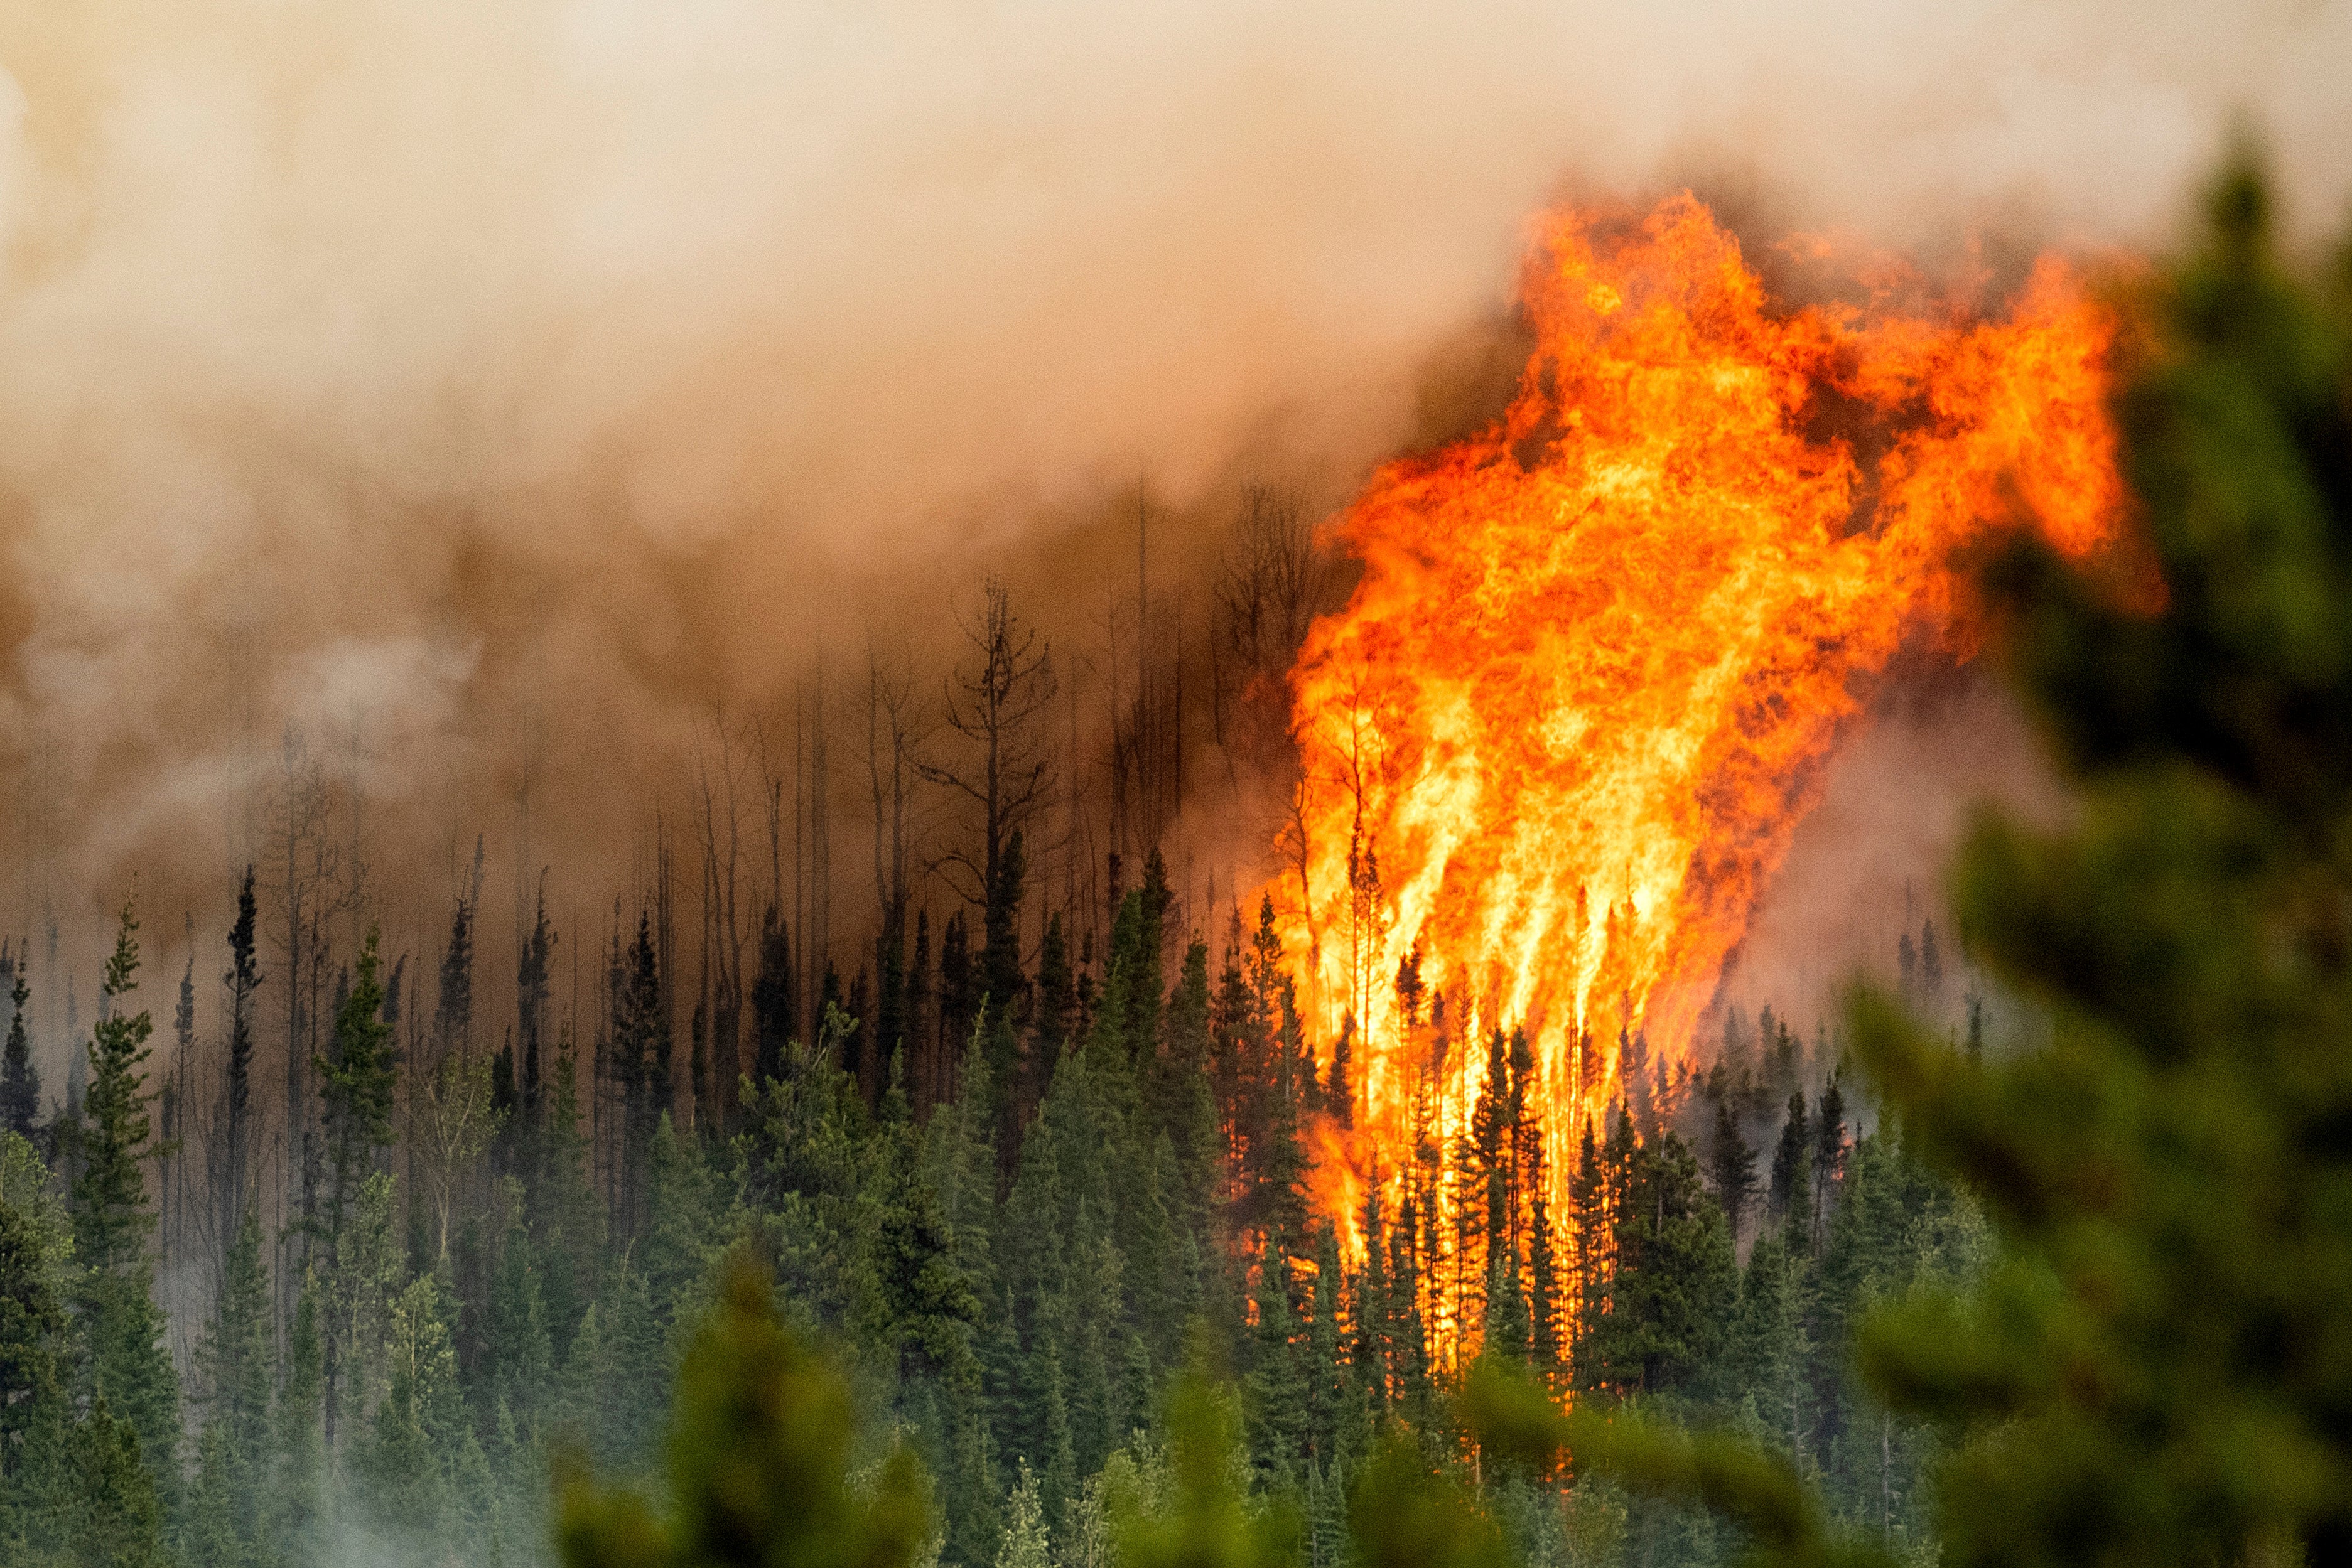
[7,153,2352,1568]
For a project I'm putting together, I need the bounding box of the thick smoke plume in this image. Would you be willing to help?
[1,0,2345,959]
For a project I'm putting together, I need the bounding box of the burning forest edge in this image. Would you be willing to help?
[5,155,2351,1568]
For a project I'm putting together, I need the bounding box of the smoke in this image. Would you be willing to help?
[1714,664,2066,1045]
[1,0,2345,951]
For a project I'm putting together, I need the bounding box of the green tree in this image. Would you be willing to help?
[65,1392,169,1568]
[195,1205,273,1559]
[273,1269,326,1558]
[556,1253,928,1568]
[1707,1100,1757,1245]
[997,1459,1050,1568]
[0,966,38,1139]
[0,1174,69,1550]
[356,1272,463,1549]
[1577,1132,1736,1398]
[70,899,180,1505]
[318,926,400,1451]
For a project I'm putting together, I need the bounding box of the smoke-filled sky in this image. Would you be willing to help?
[1,0,2346,950]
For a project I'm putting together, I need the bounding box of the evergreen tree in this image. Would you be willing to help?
[1811,1075,1847,1248]
[273,1269,326,1557]
[557,1256,927,1568]
[1578,1132,1737,1397]
[997,1458,1051,1568]
[1526,1175,1563,1384]
[535,1042,601,1350]
[1243,1227,1307,1476]
[751,903,795,1087]
[195,1205,272,1559]
[70,899,180,1506]
[1033,913,1074,1081]
[517,880,557,1154]
[0,967,36,1141]
[1767,1090,1811,1242]
[316,928,401,1456]
[485,1182,556,1437]
[0,1180,68,1546]
[357,1272,463,1548]
[65,1392,170,1568]
[217,869,261,1274]
[1708,1098,1757,1244]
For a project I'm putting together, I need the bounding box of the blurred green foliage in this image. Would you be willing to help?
[557,1250,931,1568]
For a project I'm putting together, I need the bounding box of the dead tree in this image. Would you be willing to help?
[1211,483,1332,777]
[864,642,932,1096]
[919,581,1059,916]
[264,727,359,1337]
[694,710,754,1134]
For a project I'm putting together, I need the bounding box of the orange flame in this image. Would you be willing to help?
[1280,194,2122,1276]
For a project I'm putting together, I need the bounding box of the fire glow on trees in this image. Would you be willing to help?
[1276,193,2124,1338]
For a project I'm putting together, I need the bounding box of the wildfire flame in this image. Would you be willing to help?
[1278,193,2122,1287]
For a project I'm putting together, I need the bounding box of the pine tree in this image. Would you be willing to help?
[0,967,36,1141]
[357,1272,461,1547]
[70,899,181,1506]
[1526,1174,1564,1384]
[217,869,261,1277]
[1243,1227,1307,1477]
[517,881,557,1158]
[272,1269,326,1557]
[1767,1090,1811,1243]
[184,1420,245,1568]
[751,903,795,1087]
[536,1042,601,1350]
[872,1107,981,1387]
[316,925,399,1451]
[1033,913,1074,1080]
[1578,1132,1737,1397]
[485,1182,556,1437]
[1811,1073,1847,1248]
[1708,1098,1757,1244]
[196,1205,272,1557]
[996,1458,1051,1568]
[0,1181,68,1544]
[67,1392,170,1568]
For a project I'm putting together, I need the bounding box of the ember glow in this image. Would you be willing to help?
[1279,194,2122,1296]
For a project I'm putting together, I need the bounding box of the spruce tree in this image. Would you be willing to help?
[751,903,795,1087]
[70,899,181,1506]
[1811,1075,1847,1248]
[1708,1098,1757,1244]
[1578,1132,1737,1397]
[0,1185,67,1544]
[316,926,399,1450]
[357,1273,461,1548]
[485,1184,556,1437]
[196,1206,272,1558]
[1243,1227,1307,1476]
[0,967,36,1141]
[67,1392,170,1568]
[1767,1090,1811,1242]
[273,1269,326,1557]
[217,869,261,1275]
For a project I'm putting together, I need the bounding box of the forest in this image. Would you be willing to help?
[4,156,2352,1568]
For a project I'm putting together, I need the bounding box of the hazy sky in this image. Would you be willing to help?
[0,0,2344,942]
